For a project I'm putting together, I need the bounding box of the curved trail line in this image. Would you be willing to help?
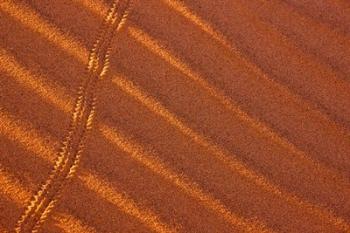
[0,163,97,233]
[1,110,177,233]
[14,1,133,232]
[1,46,271,232]
[2,0,348,231]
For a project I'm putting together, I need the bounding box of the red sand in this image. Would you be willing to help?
[0,0,349,232]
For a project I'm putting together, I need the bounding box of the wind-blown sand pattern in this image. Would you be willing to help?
[0,0,349,232]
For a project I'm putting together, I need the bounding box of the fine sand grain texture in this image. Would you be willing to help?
[0,0,350,232]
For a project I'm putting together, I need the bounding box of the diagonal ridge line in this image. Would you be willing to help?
[0,110,177,233]
[2,14,348,231]
[14,1,133,232]
[0,48,272,232]
[100,125,274,233]
[2,0,348,230]
[235,0,350,86]
[127,26,349,185]
[0,162,98,233]
[280,0,350,40]
[161,0,350,135]
[79,0,350,179]
[0,0,88,63]
[78,171,178,233]
[110,73,350,232]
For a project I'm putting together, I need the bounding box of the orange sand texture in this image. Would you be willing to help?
[0,0,350,232]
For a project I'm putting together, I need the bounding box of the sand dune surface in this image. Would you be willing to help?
[0,0,349,232]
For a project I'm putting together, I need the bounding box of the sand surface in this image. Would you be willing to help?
[0,0,350,232]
